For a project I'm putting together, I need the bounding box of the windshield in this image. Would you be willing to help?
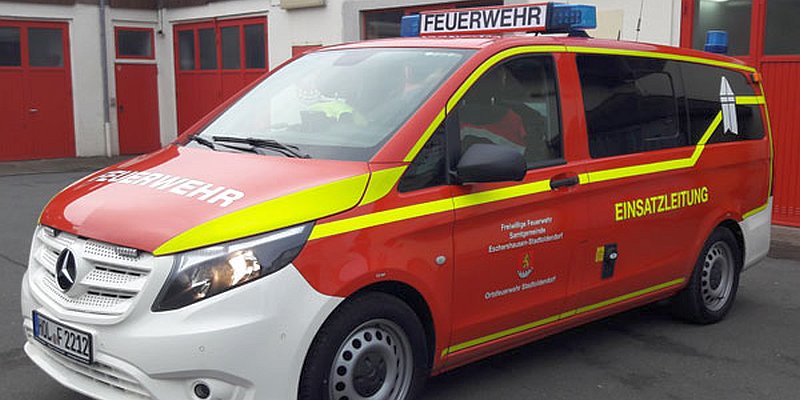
[191,48,474,161]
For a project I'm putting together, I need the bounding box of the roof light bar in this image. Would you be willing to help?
[400,2,596,37]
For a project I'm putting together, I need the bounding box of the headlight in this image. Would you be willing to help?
[152,223,313,311]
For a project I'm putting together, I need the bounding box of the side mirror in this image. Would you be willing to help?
[456,143,527,183]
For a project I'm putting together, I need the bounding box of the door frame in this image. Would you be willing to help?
[113,25,161,154]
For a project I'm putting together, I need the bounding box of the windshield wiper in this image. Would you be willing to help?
[212,136,311,158]
[188,135,216,150]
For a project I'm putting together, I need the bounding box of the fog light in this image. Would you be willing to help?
[193,382,211,399]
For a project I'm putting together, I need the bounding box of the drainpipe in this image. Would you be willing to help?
[99,0,112,157]
[157,0,165,36]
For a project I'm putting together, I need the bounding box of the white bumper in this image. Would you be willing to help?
[739,197,773,270]
[21,263,342,400]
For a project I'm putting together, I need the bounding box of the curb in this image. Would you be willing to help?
[769,225,800,261]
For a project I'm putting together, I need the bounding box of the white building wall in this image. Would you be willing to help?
[1,0,683,158]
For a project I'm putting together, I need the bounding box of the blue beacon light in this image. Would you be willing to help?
[401,14,421,37]
[704,30,729,54]
[547,3,597,33]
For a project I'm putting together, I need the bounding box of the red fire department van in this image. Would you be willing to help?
[21,3,772,400]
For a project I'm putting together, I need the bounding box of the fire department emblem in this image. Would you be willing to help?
[517,253,533,279]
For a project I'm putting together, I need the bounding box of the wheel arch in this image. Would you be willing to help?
[349,281,436,369]
[717,219,745,268]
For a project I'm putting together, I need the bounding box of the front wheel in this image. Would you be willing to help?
[672,227,742,324]
[299,292,429,400]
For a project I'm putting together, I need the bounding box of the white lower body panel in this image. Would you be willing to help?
[740,197,773,270]
[21,264,343,400]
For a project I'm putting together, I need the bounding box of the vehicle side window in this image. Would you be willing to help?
[454,55,563,168]
[398,126,448,192]
[681,62,765,143]
[577,55,688,158]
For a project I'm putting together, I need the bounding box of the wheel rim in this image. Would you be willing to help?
[701,241,735,312]
[329,319,414,400]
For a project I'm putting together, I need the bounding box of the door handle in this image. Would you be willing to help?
[28,108,39,113]
[549,175,579,190]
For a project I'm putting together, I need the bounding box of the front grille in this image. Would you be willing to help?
[30,227,154,316]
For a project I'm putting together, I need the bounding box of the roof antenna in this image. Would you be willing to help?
[635,0,644,41]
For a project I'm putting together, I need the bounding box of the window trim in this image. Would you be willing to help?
[114,26,155,60]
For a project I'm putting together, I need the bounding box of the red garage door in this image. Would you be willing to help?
[682,0,800,226]
[173,17,268,133]
[0,20,74,161]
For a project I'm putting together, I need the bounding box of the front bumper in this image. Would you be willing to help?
[21,263,342,400]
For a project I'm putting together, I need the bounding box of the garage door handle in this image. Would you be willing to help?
[29,108,39,113]
[549,176,579,190]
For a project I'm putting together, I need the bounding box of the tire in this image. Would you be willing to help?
[672,227,742,324]
[299,292,429,400]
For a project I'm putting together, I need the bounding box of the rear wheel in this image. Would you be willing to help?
[673,227,742,324]
[299,292,429,400]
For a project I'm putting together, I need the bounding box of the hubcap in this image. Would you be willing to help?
[329,319,413,400]
[700,241,734,312]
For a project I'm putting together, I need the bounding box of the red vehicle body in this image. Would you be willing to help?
[26,32,772,400]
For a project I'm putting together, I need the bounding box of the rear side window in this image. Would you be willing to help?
[578,55,765,159]
[681,63,765,143]
[577,55,687,158]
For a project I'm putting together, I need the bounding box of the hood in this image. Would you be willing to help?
[40,146,371,255]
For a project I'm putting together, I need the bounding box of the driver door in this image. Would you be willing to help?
[447,53,588,358]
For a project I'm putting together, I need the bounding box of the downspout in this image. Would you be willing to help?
[99,0,112,157]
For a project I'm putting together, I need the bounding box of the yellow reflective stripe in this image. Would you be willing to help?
[154,174,370,255]
[442,278,685,357]
[312,179,552,241]
[586,112,722,184]
[587,157,693,184]
[403,109,445,162]
[736,96,766,105]
[566,46,757,73]
[445,314,561,356]
[574,278,685,314]
[760,82,775,202]
[309,197,454,241]
[697,111,723,146]
[742,202,769,219]
[358,166,408,206]
[453,179,551,209]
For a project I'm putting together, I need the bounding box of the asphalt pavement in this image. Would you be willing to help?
[1,163,799,400]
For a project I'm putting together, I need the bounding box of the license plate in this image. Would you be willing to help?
[33,311,94,365]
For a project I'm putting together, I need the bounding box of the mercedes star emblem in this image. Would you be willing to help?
[55,249,77,292]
